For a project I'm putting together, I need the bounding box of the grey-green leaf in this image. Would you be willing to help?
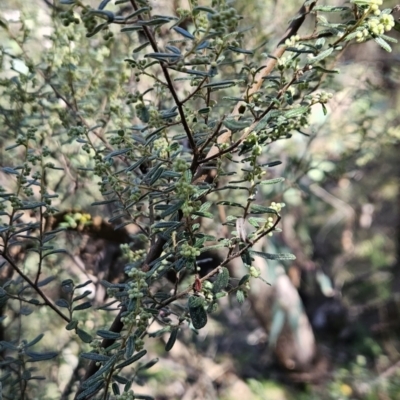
[188,296,207,329]
[212,267,230,293]
[250,250,296,261]
[165,328,179,352]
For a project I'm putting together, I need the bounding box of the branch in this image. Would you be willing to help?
[193,0,317,182]
[74,236,166,399]
[2,253,70,323]
[129,0,198,155]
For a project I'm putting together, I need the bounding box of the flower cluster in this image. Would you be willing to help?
[368,14,395,35]
[356,11,395,42]
[284,35,301,47]
[180,242,200,259]
[153,137,169,158]
[116,391,135,400]
[366,0,383,12]
[263,216,275,231]
[209,7,239,31]
[120,245,146,263]
[249,266,261,278]
[173,158,189,173]
[59,9,80,26]
[270,202,285,213]
[311,91,333,104]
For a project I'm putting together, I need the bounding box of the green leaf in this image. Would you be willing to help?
[261,160,282,167]
[193,6,216,14]
[43,249,68,258]
[75,280,93,289]
[76,328,93,343]
[25,334,44,348]
[248,217,266,228]
[121,26,144,32]
[204,80,237,88]
[116,349,147,369]
[394,20,400,34]
[76,380,104,400]
[61,279,74,292]
[238,274,250,286]
[145,52,181,61]
[72,301,92,311]
[285,106,309,119]
[0,17,9,31]
[216,201,245,208]
[72,290,92,302]
[18,202,47,210]
[250,204,277,215]
[188,296,207,329]
[236,289,245,304]
[212,267,230,293]
[37,276,56,287]
[81,353,110,362]
[91,199,118,206]
[138,358,159,371]
[172,26,194,40]
[259,177,285,185]
[125,336,135,359]
[88,9,115,22]
[313,66,339,74]
[165,328,179,351]
[160,200,184,218]
[114,375,129,384]
[112,382,120,395]
[313,5,350,12]
[133,41,151,53]
[309,47,334,64]
[228,46,253,55]
[199,241,229,253]
[66,320,78,331]
[250,250,296,261]
[153,221,182,229]
[138,17,173,26]
[55,299,70,308]
[241,249,252,266]
[2,167,19,175]
[222,118,252,132]
[96,330,121,340]
[82,355,117,388]
[374,36,392,52]
[124,7,150,19]
[26,351,58,361]
[191,211,213,219]
[86,22,108,37]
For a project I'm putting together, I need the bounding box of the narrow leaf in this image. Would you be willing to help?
[165,328,179,352]
[172,26,194,40]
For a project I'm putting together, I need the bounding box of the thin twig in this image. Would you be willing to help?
[2,253,70,323]
[129,0,198,155]
[193,0,318,182]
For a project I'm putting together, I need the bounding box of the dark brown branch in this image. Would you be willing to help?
[129,0,198,155]
[74,236,167,399]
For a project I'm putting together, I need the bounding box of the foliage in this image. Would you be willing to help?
[0,0,398,399]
